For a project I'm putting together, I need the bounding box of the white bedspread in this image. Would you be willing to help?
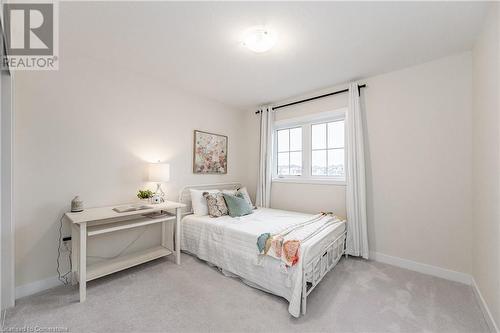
[181,207,346,317]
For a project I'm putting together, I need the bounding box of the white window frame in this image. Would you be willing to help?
[275,126,303,176]
[272,108,347,185]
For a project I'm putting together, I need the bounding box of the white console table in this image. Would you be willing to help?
[65,201,186,302]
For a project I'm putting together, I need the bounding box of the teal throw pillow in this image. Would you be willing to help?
[223,193,253,217]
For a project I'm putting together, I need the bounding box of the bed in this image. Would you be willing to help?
[179,183,347,317]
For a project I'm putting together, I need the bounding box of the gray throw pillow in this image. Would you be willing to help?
[223,193,253,217]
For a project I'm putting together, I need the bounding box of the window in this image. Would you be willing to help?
[311,120,345,177]
[273,109,346,184]
[276,127,302,175]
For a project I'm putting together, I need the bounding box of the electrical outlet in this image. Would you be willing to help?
[61,237,71,253]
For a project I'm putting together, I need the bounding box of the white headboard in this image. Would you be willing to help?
[178,182,242,214]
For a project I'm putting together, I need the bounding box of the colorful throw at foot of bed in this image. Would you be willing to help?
[256,212,342,266]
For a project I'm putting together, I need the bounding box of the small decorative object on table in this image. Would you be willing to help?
[137,189,154,203]
[144,194,166,217]
[71,196,84,212]
[151,194,162,204]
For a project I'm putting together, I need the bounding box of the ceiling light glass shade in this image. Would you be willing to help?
[242,28,277,53]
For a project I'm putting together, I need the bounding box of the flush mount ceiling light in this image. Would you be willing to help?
[241,27,277,53]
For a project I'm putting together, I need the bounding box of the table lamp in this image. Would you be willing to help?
[149,162,170,200]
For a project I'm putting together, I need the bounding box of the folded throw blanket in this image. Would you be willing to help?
[257,212,341,266]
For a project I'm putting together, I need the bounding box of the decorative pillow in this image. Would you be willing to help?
[237,187,254,208]
[203,192,228,217]
[223,193,253,217]
[222,189,237,196]
[222,186,254,209]
[190,189,218,216]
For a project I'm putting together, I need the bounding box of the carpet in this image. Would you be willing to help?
[3,254,489,332]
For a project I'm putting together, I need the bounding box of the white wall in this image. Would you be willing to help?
[1,67,14,308]
[246,52,473,274]
[1,7,14,307]
[271,183,346,217]
[363,53,473,274]
[14,56,247,288]
[472,3,500,328]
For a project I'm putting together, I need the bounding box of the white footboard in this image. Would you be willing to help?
[301,230,347,315]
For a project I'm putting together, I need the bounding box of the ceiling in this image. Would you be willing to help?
[61,1,489,109]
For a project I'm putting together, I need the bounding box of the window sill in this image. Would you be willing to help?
[272,177,346,186]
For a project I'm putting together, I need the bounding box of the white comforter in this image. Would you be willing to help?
[181,208,346,317]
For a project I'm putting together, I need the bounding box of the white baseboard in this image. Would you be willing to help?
[15,275,61,299]
[369,251,472,285]
[471,278,500,333]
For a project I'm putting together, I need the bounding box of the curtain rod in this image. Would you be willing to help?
[255,84,367,114]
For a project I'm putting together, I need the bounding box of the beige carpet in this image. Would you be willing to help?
[3,254,489,332]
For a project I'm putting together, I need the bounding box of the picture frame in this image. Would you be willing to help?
[193,130,228,174]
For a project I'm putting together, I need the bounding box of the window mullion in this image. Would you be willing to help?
[304,124,311,178]
[273,130,277,177]
[288,129,291,175]
[326,124,329,176]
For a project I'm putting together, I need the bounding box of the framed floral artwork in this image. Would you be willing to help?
[193,130,228,174]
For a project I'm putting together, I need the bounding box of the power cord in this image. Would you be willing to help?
[57,214,149,284]
[57,214,72,285]
[87,226,148,260]
[1,308,6,330]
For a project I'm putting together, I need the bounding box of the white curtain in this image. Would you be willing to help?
[346,83,369,259]
[256,106,273,207]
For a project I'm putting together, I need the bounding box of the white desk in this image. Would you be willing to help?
[65,201,186,302]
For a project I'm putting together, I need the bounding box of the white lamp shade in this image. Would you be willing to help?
[148,163,170,183]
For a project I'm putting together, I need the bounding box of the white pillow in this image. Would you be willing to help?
[238,187,254,208]
[222,189,237,195]
[190,189,219,216]
[222,187,253,208]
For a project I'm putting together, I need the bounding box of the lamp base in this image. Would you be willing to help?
[154,183,166,203]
